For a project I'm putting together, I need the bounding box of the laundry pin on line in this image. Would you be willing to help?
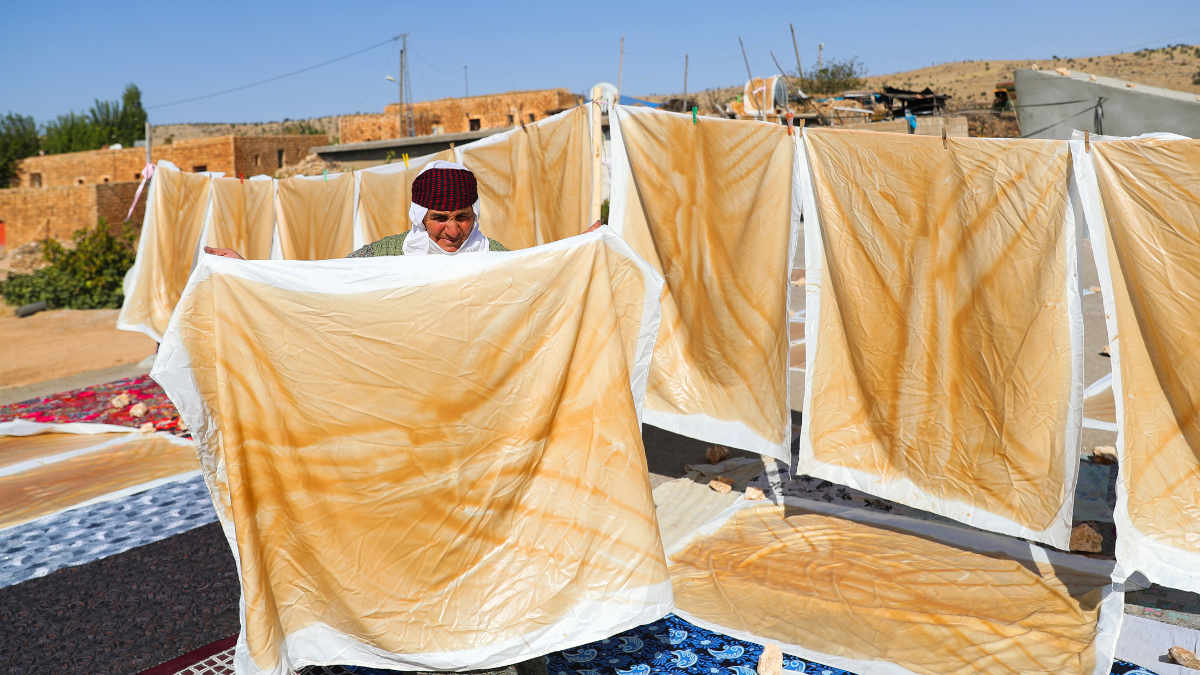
[942,126,948,149]
[322,169,328,182]
[402,153,410,169]
[693,106,698,125]
[786,112,794,136]
[1085,130,1091,153]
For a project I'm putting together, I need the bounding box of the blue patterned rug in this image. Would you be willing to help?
[344,612,1157,674]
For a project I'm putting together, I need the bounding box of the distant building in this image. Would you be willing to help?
[340,89,581,143]
[14,135,328,188]
[2,135,327,251]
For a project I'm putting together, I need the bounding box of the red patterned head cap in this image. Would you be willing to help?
[411,167,478,211]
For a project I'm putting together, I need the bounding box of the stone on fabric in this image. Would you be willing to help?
[706,446,730,464]
[758,644,783,675]
[1092,446,1118,465]
[1169,646,1200,670]
[1071,523,1103,553]
[709,477,733,494]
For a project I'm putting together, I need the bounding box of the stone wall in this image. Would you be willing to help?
[341,89,581,143]
[13,135,328,188]
[0,181,148,251]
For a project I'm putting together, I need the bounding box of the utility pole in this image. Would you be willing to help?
[617,34,625,101]
[144,122,152,166]
[464,66,469,98]
[739,36,764,121]
[790,24,803,77]
[682,54,689,112]
[397,33,415,138]
[398,34,407,138]
[818,43,824,71]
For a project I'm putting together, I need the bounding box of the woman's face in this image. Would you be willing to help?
[423,207,475,252]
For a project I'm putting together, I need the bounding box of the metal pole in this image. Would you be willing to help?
[617,34,625,101]
[144,122,151,165]
[589,85,604,227]
[398,34,407,138]
[739,37,763,121]
[771,52,792,116]
[682,54,689,113]
[818,43,823,71]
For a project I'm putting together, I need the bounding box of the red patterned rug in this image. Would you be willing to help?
[0,374,186,434]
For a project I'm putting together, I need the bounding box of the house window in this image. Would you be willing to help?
[277,149,285,167]
[103,177,110,183]
[507,114,514,125]
[77,178,84,185]
[193,165,207,173]
[528,113,535,123]
[469,118,482,131]
[135,173,141,180]
[30,173,41,188]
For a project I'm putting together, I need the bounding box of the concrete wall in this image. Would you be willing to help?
[341,89,581,143]
[1014,69,1200,140]
[14,135,328,188]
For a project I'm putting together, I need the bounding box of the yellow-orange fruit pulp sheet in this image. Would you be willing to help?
[274,172,354,260]
[668,500,1121,675]
[117,164,212,342]
[357,150,455,244]
[609,107,797,461]
[0,433,199,530]
[461,107,593,250]
[151,231,671,675]
[799,129,1083,547]
[1079,136,1200,593]
[209,177,275,260]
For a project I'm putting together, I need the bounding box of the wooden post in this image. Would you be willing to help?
[589,85,604,227]
[739,37,764,121]
[790,24,803,78]
[682,54,689,113]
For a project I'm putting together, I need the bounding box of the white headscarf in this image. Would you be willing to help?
[403,160,491,256]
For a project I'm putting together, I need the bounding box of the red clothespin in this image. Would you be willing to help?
[239,173,244,184]
[786,112,795,136]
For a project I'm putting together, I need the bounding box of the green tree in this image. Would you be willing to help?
[797,57,868,96]
[112,84,148,147]
[0,112,39,187]
[41,111,107,154]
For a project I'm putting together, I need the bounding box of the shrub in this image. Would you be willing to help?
[0,219,137,309]
[797,57,868,96]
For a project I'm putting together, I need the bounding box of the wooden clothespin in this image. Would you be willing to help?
[693,106,698,125]
[786,112,795,136]
[942,126,948,149]
[1085,130,1091,153]
[520,118,528,133]
[402,153,410,168]
[450,142,455,150]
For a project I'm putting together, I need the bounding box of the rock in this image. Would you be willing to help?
[745,486,766,501]
[138,422,155,434]
[1055,67,1071,77]
[709,477,733,494]
[706,445,730,464]
[758,644,783,675]
[1070,523,1103,553]
[110,393,132,409]
[1169,646,1200,670]
[1088,286,1101,293]
[128,402,148,418]
[1092,446,1118,465]
[1100,344,1110,357]
[791,276,806,287]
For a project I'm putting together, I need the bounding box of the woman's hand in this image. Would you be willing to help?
[203,246,245,260]
[583,220,602,234]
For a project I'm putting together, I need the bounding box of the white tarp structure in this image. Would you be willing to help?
[151,230,671,675]
[798,128,1084,547]
[1072,132,1200,594]
[608,106,800,462]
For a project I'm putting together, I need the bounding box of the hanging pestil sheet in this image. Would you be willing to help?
[667,498,1123,675]
[798,129,1084,547]
[208,176,275,261]
[274,171,355,260]
[1073,133,1200,594]
[151,229,670,675]
[608,106,800,462]
[460,106,594,250]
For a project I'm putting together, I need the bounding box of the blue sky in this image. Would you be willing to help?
[2,1,1197,126]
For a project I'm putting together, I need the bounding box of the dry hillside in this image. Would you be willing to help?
[148,116,340,144]
[864,44,1200,108]
[640,44,1200,109]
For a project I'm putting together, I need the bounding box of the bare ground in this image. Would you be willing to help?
[0,308,156,390]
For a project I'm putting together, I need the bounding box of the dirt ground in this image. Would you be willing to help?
[0,307,156,390]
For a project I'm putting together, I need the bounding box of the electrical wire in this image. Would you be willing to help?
[147,34,403,110]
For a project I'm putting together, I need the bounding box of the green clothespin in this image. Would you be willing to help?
[692,106,698,125]
[322,169,328,182]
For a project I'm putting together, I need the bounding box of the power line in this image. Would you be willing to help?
[146,34,403,110]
